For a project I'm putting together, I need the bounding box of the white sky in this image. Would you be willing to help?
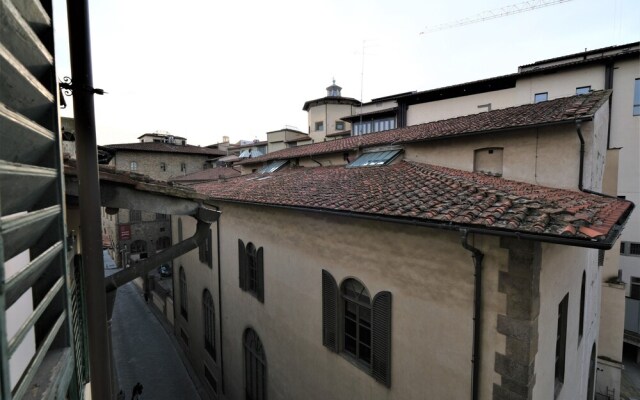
[52,0,639,147]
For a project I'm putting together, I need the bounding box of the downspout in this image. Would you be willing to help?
[461,229,484,400]
[575,119,585,191]
[575,120,618,199]
[66,1,112,398]
[604,63,614,149]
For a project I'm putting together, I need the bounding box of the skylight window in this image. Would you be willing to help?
[348,149,401,168]
[258,160,288,174]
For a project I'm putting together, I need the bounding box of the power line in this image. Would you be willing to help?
[420,0,573,34]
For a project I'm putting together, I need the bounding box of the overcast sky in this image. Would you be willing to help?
[53,0,639,146]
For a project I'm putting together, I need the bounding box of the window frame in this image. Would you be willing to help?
[634,78,640,116]
[238,240,264,302]
[554,293,569,396]
[130,161,138,171]
[335,121,345,131]
[315,121,324,132]
[321,270,392,387]
[576,86,591,95]
[341,278,372,367]
[534,92,548,103]
[160,162,166,171]
[244,328,266,400]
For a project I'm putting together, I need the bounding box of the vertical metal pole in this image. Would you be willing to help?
[66,1,113,399]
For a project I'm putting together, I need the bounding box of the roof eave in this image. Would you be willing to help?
[204,198,630,250]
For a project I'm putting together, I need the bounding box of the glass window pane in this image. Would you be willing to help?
[359,307,371,325]
[344,336,356,355]
[345,318,357,336]
[359,343,371,363]
[360,326,371,344]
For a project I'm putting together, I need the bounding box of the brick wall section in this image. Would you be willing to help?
[494,238,541,400]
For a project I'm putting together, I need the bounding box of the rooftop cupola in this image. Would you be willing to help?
[326,79,342,97]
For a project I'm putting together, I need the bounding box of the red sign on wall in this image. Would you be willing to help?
[119,224,131,240]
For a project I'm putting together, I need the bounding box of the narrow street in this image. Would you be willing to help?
[106,252,201,399]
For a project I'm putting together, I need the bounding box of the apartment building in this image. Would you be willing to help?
[171,89,634,400]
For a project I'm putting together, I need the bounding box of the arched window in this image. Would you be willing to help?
[341,278,372,365]
[130,161,137,171]
[244,328,266,400]
[203,289,216,360]
[238,240,264,302]
[180,267,188,320]
[322,270,392,387]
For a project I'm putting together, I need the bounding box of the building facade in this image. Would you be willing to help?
[171,90,634,400]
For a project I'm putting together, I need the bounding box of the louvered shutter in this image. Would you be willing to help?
[322,270,338,352]
[256,247,264,303]
[372,291,392,387]
[207,229,213,268]
[238,239,247,290]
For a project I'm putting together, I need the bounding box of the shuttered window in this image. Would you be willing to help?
[180,267,188,320]
[238,240,264,303]
[203,289,216,361]
[321,270,392,387]
[244,328,266,400]
[555,293,569,391]
[199,229,213,268]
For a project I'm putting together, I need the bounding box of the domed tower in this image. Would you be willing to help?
[302,80,360,142]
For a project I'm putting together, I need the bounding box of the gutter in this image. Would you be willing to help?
[460,230,484,400]
[206,199,632,250]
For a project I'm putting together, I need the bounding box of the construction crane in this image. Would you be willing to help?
[420,0,573,34]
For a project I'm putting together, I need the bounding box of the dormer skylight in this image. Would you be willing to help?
[258,159,288,174]
[347,148,402,168]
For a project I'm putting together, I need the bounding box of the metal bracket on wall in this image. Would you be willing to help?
[59,76,107,108]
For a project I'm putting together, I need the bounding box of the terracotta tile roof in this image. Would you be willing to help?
[105,142,225,156]
[170,167,241,182]
[194,161,633,247]
[239,90,611,166]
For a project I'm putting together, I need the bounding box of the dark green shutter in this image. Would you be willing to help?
[322,270,338,352]
[238,239,247,290]
[256,247,264,303]
[207,229,213,268]
[372,291,392,387]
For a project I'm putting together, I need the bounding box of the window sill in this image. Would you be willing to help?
[339,351,371,377]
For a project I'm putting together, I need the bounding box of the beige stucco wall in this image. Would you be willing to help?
[112,151,209,181]
[172,215,221,399]
[178,202,513,400]
[610,59,640,243]
[534,243,600,400]
[404,125,584,190]
[406,65,605,128]
[308,103,355,143]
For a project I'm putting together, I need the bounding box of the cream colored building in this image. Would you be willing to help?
[171,90,634,400]
[298,43,639,398]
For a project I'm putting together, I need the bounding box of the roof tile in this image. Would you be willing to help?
[194,161,632,246]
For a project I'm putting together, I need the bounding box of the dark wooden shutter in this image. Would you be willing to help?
[238,239,247,290]
[322,270,338,352]
[372,291,392,387]
[207,229,213,268]
[256,247,264,303]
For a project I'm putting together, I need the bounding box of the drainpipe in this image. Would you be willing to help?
[575,120,618,199]
[66,0,112,398]
[461,229,484,400]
